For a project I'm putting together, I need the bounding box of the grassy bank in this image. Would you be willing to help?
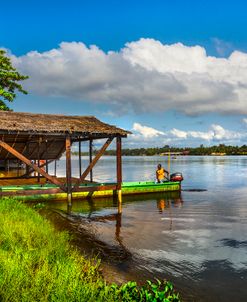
[0,198,180,301]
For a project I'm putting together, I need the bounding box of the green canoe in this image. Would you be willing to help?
[0,180,181,201]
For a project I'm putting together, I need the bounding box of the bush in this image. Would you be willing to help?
[0,198,180,301]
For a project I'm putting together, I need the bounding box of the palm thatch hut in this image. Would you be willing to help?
[0,111,130,204]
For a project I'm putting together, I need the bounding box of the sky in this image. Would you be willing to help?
[1,0,247,148]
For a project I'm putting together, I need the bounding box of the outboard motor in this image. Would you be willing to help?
[170,172,183,182]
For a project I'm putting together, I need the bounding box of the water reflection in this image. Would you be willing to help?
[219,238,247,248]
[39,156,247,302]
[156,194,183,213]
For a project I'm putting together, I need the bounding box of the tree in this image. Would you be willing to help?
[0,49,28,111]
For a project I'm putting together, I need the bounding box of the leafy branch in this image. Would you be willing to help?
[0,49,28,110]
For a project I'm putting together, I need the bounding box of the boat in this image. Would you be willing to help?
[0,180,182,201]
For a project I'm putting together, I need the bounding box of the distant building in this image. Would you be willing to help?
[211,153,226,156]
[160,151,189,156]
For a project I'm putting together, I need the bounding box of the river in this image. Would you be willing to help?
[41,155,247,301]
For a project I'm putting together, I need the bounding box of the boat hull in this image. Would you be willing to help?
[0,181,181,201]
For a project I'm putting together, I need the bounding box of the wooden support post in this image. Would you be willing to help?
[37,140,40,183]
[46,160,48,174]
[89,139,93,182]
[0,139,66,190]
[116,136,122,189]
[17,160,20,177]
[54,160,57,176]
[116,136,122,211]
[72,137,113,191]
[79,140,82,177]
[34,160,37,176]
[66,136,72,206]
[45,140,48,174]
[115,212,122,238]
[26,142,30,178]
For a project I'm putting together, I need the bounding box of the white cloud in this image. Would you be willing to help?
[10,38,247,115]
[127,122,245,147]
[133,123,164,138]
[243,118,247,125]
[170,128,187,139]
[170,124,242,142]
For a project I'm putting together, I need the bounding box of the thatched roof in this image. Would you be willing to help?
[0,111,130,160]
[0,111,130,136]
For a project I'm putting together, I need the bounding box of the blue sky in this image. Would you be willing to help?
[1,0,247,147]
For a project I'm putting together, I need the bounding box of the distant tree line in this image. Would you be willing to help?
[73,144,247,156]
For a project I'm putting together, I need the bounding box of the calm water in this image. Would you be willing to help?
[42,156,247,301]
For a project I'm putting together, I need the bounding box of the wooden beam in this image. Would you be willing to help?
[116,136,122,190]
[72,134,127,142]
[39,139,55,159]
[0,176,46,180]
[65,136,72,204]
[4,133,19,159]
[37,139,41,182]
[89,138,93,182]
[0,188,63,197]
[27,138,60,160]
[0,185,117,197]
[28,141,40,159]
[79,141,82,176]
[0,140,66,191]
[72,137,113,191]
[0,134,4,156]
[45,140,48,173]
[54,160,57,176]
[21,135,32,158]
[20,159,55,178]
[25,141,30,176]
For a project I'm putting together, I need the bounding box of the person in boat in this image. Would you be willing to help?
[156,164,169,183]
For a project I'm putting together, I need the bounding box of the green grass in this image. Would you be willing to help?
[0,198,180,301]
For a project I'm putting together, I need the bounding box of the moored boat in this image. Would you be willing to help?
[0,180,182,201]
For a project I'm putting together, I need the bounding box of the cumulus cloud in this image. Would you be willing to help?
[243,118,247,125]
[170,128,187,139]
[10,38,247,115]
[132,123,164,138]
[171,124,242,141]
[129,122,245,147]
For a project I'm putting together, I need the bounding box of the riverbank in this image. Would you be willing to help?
[72,144,247,157]
[0,198,180,301]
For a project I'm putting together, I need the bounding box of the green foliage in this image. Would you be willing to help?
[32,202,45,209]
[116,279,180,301]
[73,144,247,156]
[0,49,28,111]
[0,198,180,301]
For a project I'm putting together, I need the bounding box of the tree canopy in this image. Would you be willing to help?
[73,144,247,156]
[0,50,28,111]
